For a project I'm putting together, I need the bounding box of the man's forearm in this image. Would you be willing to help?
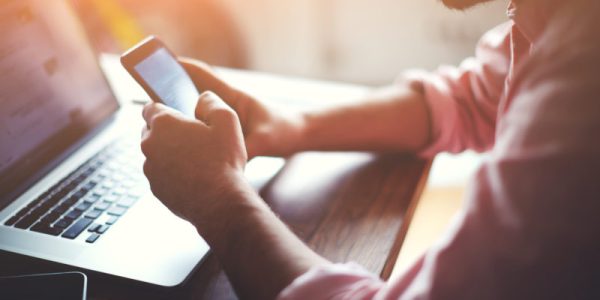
[297,83,430,153]
[192,178,328,299]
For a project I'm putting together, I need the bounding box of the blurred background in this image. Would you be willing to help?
[71,0,508,86]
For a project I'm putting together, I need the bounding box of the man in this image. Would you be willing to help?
[140,0,600,298]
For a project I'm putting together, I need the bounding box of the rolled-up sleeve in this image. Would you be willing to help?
[278,22,516,300]
[410,21,513,157]
[277,4,600,298]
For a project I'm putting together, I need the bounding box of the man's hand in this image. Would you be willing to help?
[141,91,248,224]
[181,58,431,156]
[180,58,306,159]
[141,91,328,300]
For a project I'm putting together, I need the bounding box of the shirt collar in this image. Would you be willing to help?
[507,0,557,43]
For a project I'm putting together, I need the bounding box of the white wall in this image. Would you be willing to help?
[221,0,508,85]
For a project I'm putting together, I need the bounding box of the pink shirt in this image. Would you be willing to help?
[279,0,600,299]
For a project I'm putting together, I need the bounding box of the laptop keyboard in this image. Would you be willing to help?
[3,138,146,243]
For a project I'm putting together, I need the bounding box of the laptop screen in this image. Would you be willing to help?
[0,0,119,206]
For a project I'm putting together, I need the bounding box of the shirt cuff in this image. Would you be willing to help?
[399,69,460,158]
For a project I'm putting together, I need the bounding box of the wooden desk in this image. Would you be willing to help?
[0,57,431,299]
[391,152,484,279]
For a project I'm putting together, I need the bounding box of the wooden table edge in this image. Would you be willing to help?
[379,159,433,280]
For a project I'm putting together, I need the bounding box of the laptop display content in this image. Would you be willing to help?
[0,0,119,206]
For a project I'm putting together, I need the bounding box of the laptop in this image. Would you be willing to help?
[0,0,283,287]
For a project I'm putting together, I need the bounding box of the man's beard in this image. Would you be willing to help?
[441,0,494,10]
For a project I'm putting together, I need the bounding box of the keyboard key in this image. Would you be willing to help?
[95,201,111,211]
[88,223,101,232]
[98,170,111,179]
[107,206,127,216]
[82,168,94,178]
[4,215,21,226]
[96,224,109,234]
[72,188,88,199]
[74,202,92,212]
[62,218,93,239]
[14,214,38,229]
[102,181,116,190]
[40,212,61,225]
[83,181,97,191]
[113,187,126,196]
[114,172,126,180]
[24,194,47,210]
[128,188,144,198]
[72,174,86,185]
[84,209,103,219]
[103,194,119,203]
[52,202,72,214]
[63,195,79,206]
[14,206,30,218]
[51,189,69,203]
[54,218,73,229]
[93,188,108,196]
[46,192,64,206]
[86,233,100,243]
[83,194,101,204]
[27,205,50,221]
[63,182,79,193]
[36,201,54,214]
[90,174,105,183]
[117,196,137,208]
[31,222,63,236]
[105,216,119,225]
[121,179,135,188]
[93,159,105,168]
[64,209,83,220]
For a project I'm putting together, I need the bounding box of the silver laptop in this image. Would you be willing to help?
[0,0,213,287]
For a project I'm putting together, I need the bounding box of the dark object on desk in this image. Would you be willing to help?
[0,271,87,300]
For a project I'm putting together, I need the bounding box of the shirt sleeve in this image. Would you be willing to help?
[277,262,385,300]
[408,21,513,157]
[384,16,600,298]
[277,5,600,298]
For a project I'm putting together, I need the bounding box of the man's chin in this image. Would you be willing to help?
[441,0,492,10]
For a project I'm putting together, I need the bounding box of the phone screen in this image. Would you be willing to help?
[133,47,199,117]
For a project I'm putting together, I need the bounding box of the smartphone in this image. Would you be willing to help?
[121,36,200,117]
[0,272,87,300]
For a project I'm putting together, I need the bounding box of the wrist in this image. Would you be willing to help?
[293,110,311,153]
[190,173,263,248]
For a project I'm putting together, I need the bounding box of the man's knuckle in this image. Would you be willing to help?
[142,160,151,176]
[140,138,152,156]
[213,108,237,122]
[152,112,174,127]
